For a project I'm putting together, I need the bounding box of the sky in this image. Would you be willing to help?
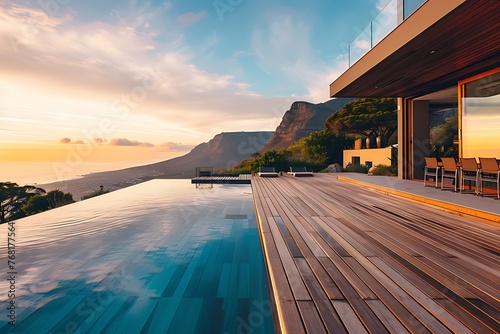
[0,0,389,169]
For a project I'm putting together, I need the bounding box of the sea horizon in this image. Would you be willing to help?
[0,158,175,186]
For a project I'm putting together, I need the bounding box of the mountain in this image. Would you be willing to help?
[261,98,354,151]
[40,131,273,200]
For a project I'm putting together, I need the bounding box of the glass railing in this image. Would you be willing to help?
[348,0,427,66]
[404,0,426,19]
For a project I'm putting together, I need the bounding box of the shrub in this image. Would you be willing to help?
[371,164,398,176]
[343,164,369,173]
[81,187,109,200]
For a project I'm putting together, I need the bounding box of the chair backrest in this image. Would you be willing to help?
[478,157,500,173]
[290,166,307,172]
[425,157,438,168]
[460,158,478,172]
[441,157,457,172]
[259,167,275,173]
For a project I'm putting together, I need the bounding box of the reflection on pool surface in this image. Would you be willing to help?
[0,180,275,333]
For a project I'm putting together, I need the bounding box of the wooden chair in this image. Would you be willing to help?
[441,157,458,192]
[424,157,440,188]
[478,157,500,199]
[460,158,479,194]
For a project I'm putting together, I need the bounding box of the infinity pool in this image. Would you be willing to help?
[0,180,275,333]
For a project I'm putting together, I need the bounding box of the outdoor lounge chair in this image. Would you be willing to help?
[424,157,440,188]
[288,166,313,177]
[441,157,458,192]
[478,157,500,199]
[257,167,279,177]
[460,158,479,194]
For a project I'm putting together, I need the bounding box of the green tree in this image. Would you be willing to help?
[0,182,45,224]
[23,195,49,215]
[325,98,397,139]
[23,189,74,215]
[289,129,352,166]
[251,150,292,172]
[45,190,74,208]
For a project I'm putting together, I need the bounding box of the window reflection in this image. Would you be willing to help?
[462,71,500,158]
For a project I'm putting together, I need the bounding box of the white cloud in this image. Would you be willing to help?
[352,38,371,52]
[251,9,348,103]
[0,3,293,144]
[177,11,207,27]
[233,50,251,57]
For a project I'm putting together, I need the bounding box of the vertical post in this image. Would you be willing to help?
[397,0,404,23]
[348,44,351,67]
[397,98,404,179]
[370,22,373,48]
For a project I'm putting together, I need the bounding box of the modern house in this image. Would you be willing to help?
[330,0,499,179]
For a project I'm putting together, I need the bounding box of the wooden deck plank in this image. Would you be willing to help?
[295,258,347,334]
[365,300,410,334]
[251,175,500,333]
[296,301,327,334]
[359,206,500,294]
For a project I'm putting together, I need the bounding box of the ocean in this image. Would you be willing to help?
[0,161,145,185]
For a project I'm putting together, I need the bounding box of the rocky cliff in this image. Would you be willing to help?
[262,98,354,151]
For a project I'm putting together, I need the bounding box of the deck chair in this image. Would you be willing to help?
[441,157,458,192]
[257,167,279,177]
[424,157,440,188]
[459,158,479,194]
[288,166,313,177]
[478,157,500,199]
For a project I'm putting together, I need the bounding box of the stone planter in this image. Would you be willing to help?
[376,136,386,148]
[354,138,362,150]
[366,137,376,149]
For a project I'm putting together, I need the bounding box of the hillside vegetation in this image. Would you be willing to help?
[224,98,397,173]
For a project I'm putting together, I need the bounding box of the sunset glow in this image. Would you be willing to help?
[1,0,391,183]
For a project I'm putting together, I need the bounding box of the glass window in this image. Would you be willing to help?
[461,70,500,158]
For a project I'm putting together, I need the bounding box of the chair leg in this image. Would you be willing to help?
[454,172,457,192]
[497,173,500,200]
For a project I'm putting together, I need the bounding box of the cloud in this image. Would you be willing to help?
[0,3,293,144]
[59,138,87,144]
[177,11,207,27]
[251,9,346,102]
[306,54,349,102]
[376,0,393,11]
[93,138,106,144]
[233,50,251,57]
[110,138,154,147]
[158,142,194,151]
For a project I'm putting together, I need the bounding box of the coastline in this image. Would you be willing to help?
[38,167,180,201]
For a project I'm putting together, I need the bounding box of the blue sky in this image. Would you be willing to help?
[0,0,388,160]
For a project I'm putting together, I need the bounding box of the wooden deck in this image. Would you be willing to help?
[191,174,251,184]
[251,174,500,333]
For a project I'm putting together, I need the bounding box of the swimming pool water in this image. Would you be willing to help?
[0,180,275,333]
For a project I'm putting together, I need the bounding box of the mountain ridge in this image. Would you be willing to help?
[262,98,354,151]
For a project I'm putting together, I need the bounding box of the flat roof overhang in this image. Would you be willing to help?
[330,0,500,98]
